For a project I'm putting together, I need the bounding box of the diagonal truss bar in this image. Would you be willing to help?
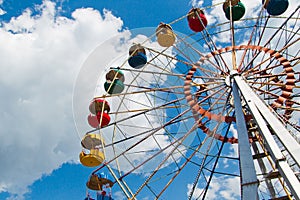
[232,80,258,200]
[234,75,300,167]
[233,74,300,199]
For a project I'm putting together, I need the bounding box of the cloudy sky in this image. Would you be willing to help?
[0,0,299,200]
[0,1,202,199]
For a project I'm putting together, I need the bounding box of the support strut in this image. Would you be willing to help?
[232,79,259,200]
[233,74,300,199]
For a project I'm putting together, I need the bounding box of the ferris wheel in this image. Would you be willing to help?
[73,0,300,199]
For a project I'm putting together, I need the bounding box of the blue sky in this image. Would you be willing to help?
[0,0,299,200]
[0,1,205,199]
[0,0,194,29]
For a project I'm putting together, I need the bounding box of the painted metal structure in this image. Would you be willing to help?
[74,1,300,199]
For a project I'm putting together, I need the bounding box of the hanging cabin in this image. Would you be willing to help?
[104,69,125,94]
[86,174,103,191]
[223,0,246,21]
[79,133,105,167]
[86,173,114,199]
[88,98,111,128]
[87,113,110,128]
[263,0,289,16]
[81,133,104,150]
[79,148,105,167]
[89,98,111,115]
[187,8,208,32]
[156,23,176,47]
[128,44,147,69]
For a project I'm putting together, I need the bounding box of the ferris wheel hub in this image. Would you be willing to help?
[225,70,239,87]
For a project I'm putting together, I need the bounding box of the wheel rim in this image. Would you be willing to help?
[73,2,300,199]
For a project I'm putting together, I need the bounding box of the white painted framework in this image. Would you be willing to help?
[232,73,300,200]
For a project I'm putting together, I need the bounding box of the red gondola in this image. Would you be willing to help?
[187,8,208,32]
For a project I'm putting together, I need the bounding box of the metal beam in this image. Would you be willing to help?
[232,80,258,200]
[234,75,300,168]
[233,75,300,199]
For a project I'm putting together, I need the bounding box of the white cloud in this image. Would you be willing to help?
[228,125,238,157]
[0,9,6,15]
[187,183,205,199]
[190,0,204,7]
[0,0,126,199]
[187,176,240,199]
[113,191,127,200]
[1,0,298,199]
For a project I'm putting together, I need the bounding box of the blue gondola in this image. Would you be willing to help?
[263,0,289,16]
[128,44,147,69]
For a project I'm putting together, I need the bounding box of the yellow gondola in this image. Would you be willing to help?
[81,133,104,150]
[79,149,105,167]
[156,23,176,47]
